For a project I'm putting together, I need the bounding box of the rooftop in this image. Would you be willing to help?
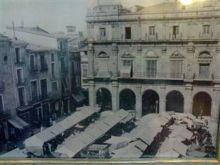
[6,26,55,38]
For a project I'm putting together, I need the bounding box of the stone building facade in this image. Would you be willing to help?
[0,26,82,147]
[86,1,220,120]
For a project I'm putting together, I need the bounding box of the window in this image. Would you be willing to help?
[149,26,155,35]
[51,63,55,77]
[199,63,210,78]
[82,64,88,77]
[203,25,210,34]
[4,55,8,64]
[0,96,3,112]
[30,55,35,67]
[146,60,157,77]
[125,27,131,39]
[173,26,179,36]
[123,60,132,67]
[52,82,58,91]
[51,53,55,62]
[40,54,48,71]
[17,69,23,84]
[60,42,63,51]
[41,79,48,99]
[31,81,38,101]
[100,28,106,37]
[18,87,25,106]
[170,60,183,78]
[15,48,20,63]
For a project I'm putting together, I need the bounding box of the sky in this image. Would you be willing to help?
[0,0,165,35]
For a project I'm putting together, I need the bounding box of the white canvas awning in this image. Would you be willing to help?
[8,116,29,130]
[169,125,193,139]
[55,110,133,158]
[24,106,98,156]
[105,136,131,144]
[156,137,188,158]
[112,140,144,158]
[156,150,180,158]
[0,148,27,158]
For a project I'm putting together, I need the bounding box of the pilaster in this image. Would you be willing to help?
[185,83,193,114]
[212,85,220,120]
[111,43,119,77]
[159,85,166,113]
[112,81,119,112]
[136,84,142,119]
[88,44,95,77]
[88,80,96,107]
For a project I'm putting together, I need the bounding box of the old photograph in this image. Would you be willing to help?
[0,0,219,159]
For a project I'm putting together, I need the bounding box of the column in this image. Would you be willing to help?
[68,98,71,113]
[88,80,96,107]
[185,42,195,81]
[214,43,220,83]
[135,45,142,77]
[3,122,9,141]
[111,43,119,77]
[212,85,220,121]
[88,43,95,77]
[136,84,142,119]
[112,81,119,112]
[159,85,166,113]
[59,101,63,116]
[185,83,193,114]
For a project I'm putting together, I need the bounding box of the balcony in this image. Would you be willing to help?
[17,79,26,86]
[15,59,25,66]
[0,111,10,121]
[145,72,184,80]
[98,35,108,41]
[119,72,184,80]
[50,75,57,81]
[194,73,214,81]
[48,91,61,100]
[28,96,39,105]
[40,94,48,100]
[40,64,48,72]
[29,65,38,73]
[145,33,158,41]
[199,32,214,40]
[170,33,182,40]
[0,81,5,93]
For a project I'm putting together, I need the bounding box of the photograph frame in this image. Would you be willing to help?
[1,0,220,163]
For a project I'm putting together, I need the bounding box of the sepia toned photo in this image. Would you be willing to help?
[0,0,220,162]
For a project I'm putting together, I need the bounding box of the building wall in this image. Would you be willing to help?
[0,36,17,115]
[5,28,58,50]
[86,2,220,120]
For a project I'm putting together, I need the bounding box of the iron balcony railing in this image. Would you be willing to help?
[0,81,5,92]
[121,72,185,80]
[40,64,48,72]
[92,31,218,43]
[15,58,25,66]
[29,65,38,73]
[0,111,10,121]
[194,73,214,81]
[17,79,26,86]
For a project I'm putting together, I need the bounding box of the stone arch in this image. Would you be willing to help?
[166,90,184,113]
[142,90,159,115]
[170,50,184,58]
[192,92,212,116]
[97,51,109,58]
[119,88,136,110]
[96,88,112,111]
[144,50,158,58]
